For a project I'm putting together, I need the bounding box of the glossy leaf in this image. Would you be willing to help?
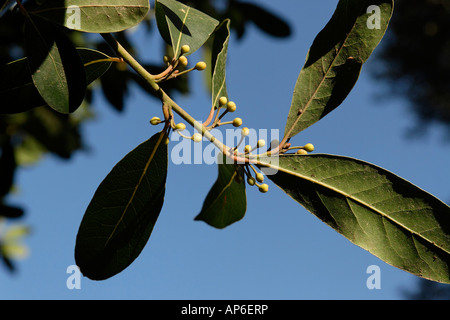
[211,19,231,110]
[155,0,219,59]
[30,0,150,33]
[24,15,86,114]
[0,48,112,114]
[195,154,246,229]
[284,0,394,139]
[75,131,168,280]
[257,154,450,283]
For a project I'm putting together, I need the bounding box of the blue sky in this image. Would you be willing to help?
[1,0,449,299]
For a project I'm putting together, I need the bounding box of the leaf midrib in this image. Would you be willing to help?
[172,6,191,57]
[258,158,450,255]
[204,169,237,213]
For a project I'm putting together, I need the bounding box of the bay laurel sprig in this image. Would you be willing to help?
[100,33,276,173]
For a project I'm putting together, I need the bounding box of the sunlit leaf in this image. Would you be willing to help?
[155,0,219,58]
[30,0,150,33]
[284,0,394,139]
[211,19,230,110]
[258,154,450,283]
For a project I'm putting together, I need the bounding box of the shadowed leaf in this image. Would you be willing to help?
[0,48,112,114]
[75,131,168,280]
[195,154,246,229]
[24,14,86,114]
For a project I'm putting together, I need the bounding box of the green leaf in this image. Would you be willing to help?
[0,48,111,114]
[24,15,87,114]
[195,154,246,229]
[284,0,394,139]
[257,154,450,283]
[30,0,150,33]
[75,131,168,280]
[155,0,219,59]
[211,19,231,110]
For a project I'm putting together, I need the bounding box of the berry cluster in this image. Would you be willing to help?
[149,45,317,195]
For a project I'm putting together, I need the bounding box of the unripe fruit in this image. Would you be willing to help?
[296,149,308,155]
[226,101,236,112]
[219,96,228,106]
[247,177,256,186]
[175,123,186,131]
[257,139,265,148]
[256,172,264,183]
[178,56,188,67]
[195,61,207,70]
[304,143,314,152]
[258,184,269,193]
[244,145,252,153]
[165,137,170,145]
[163,56,170,64]
[192,133,202,143]
[181,45,190,54]
[150,116,161,125]
[241,127,250,137]
[232,118,242,127]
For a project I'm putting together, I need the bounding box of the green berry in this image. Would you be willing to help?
[256,172,264,183]
[192,133,202,143]
[178,56,188,67]
[247,177,256,186]
[296,149,308,155]
[257,139,265,148]
[226,101,236,112]
[258,184,269,193]
[181,45,190,54]
[195,61,207,71]
[150,117,161,125]
[241,127,250,137]
[163,56,170,64]
[175,123,186,131]
[304,143,314,152]
[232,118,243,127]
[219,96,228,106]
